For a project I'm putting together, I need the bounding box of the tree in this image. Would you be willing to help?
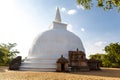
[104,42,120,67]
[0,43,19,66]
[89,53,104,61]
[89,53,105,67]
[0,47,8,65]
[90,42,120,67]
[77,0,120,12]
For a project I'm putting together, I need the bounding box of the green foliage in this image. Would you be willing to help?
[89,53,104,66]
[104,42,120,67]
[77,0,92,9]
[77,0,120,12]
[89,53,104,61]
[102,54,111,67]
[0,43,19,66]
[89,42,120,68]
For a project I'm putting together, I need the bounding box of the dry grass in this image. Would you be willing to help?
[0,67,120,80]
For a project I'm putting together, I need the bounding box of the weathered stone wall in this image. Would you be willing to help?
[9,56,22,70]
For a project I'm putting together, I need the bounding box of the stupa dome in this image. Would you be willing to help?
[20,8,85,71]
[28,22,85,59]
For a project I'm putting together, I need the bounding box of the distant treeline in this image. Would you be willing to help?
[90,42,120,68]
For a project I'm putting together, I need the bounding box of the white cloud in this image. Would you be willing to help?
[94,41,107,47]
[61,7,66,12]
[67,9,77,15]
[60,7,77,15]
[85,44,105,58]
[81,28,85,32]
[76,5,85,10]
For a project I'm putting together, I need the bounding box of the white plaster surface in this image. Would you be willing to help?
[20,8,85,71]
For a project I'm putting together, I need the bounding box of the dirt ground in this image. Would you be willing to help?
[0,67,120,80]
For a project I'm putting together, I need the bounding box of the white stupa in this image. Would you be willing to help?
[20,8,85,71]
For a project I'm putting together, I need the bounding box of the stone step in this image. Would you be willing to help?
[20,67,56,72]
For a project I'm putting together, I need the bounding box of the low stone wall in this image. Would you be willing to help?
[9,56,22,70]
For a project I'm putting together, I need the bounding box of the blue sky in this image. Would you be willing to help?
[0,0,120,58]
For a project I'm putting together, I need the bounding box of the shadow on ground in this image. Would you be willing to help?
[68,67,120,78]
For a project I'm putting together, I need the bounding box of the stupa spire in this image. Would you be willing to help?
[54,7,61,22]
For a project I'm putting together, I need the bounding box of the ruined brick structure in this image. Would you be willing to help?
[68,48,89,71]
[56,49,101,72]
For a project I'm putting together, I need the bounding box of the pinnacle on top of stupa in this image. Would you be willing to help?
[54,7,61,23]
